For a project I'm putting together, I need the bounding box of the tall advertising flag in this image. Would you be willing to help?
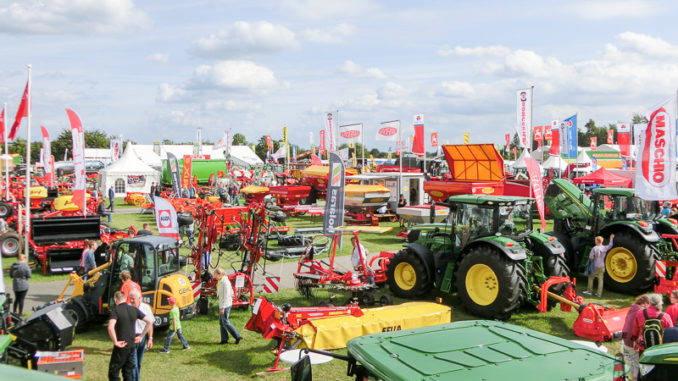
[66,109,86,214]
[563,115,578,159]
[167,152,182,197]
[515,88,533,149]
[323,152,345,234]
[463,133,469,145]
[412,114,425,154]
[533,126,543,148]
[504,133,510,147]
[619,123,632,157]
[0,108,4,144]
[431,132,438,147]
[590,137,597,150]
[524,157,547,231]
[282,126,288,144]
[40,126,54,188]
[153,195,179,239]
[549,120,560,156]
[319,130,326,156]
[338,123,362,144]
[181,155,192,190]
[9,82,29,141]
[377,120,400,141]
[325,112,335,152]
[607,129,614,144]
[544,125,552,142]
[635,95,678,200]
[265,135,273,153]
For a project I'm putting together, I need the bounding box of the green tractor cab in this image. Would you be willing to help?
[639,342,678,380]
[386,194,568,320]
[291,320,625,381]
[545,178,664,294]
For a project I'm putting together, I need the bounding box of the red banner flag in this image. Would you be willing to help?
[590,137,597,150]
[512,146,517,159]
[41,126,54,187]
[544,125,552,142]
[431,132,438,147]
[9,82,29,141]
[618,123,631,156]
[0,108,4,143]
[607,129,614,144]
[265,135,272,152]
[505,133,510,147]
[412,125,424,154]
[319,130,326,156]
[533,126,543,141]
[549,123,560,156]
[524,157,547,232]
[182,155,192,190]
[66,109,86,214]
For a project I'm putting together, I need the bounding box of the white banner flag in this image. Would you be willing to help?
[309,131,314,147]
[376,120,400,141]
[635,95,678,200]
[516,88,533,149]
[338,123,362,144]
[413,114,424,126]
[324,112,336,152]
[153,195,179,239]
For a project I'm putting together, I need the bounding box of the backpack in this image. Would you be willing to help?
[642,309,665,348]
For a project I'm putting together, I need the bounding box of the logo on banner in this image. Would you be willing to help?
[340,130,360,139]
[544,125,552,141]
[520,92,527,101]
[331,163,342,186]
[642,108,670,187]
[378,127,397,137]
[158,210,172,228]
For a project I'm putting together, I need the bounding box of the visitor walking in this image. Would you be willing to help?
[214,268,242,345]
[108,186,116,212]
[129,290,153,381]
[108,291,153,381]
[583,234,614,297]
[621,294,649,381]
[159,297,190,353]
[9,252,31,316]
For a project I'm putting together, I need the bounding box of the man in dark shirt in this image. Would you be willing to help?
[108,291,154,381]
[136,223,153,236]
[664,326,678,343]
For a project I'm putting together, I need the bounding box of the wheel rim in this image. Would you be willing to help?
[65,308,79,326]
[2,237,19,255]
[465,264,499,306]
[394,262,417,291]
[0,205,8,216]
[605,247,638,283]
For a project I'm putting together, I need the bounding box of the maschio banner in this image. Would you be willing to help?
[167,152,182,197]
[153,195,179,239]
[635,95,678,200]
[323,152,345,234]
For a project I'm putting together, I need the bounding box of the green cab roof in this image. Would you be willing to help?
[639,342,678,365]
[347,320,618,381]
[592,187,636,197]
[446,194,533,205]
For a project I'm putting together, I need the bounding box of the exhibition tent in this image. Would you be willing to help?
[99,142,160,197]
[572,167,632,187]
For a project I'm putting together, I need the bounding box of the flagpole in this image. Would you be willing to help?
[3,103,8,200]
[24,65,31,258]
[398,121,402,199]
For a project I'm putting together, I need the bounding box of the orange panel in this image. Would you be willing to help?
[442,144,504,182]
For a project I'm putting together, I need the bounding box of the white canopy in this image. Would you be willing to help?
[511,150,529,169]
[541,155,568,170]
[99,142,160,197]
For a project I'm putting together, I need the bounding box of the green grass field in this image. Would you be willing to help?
[2,202,635,380]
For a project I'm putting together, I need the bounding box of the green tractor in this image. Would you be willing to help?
[385,194,568,319]
[544,178,678,294]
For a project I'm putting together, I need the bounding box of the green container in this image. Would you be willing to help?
[347,320,620,381]
[161,159,228,186]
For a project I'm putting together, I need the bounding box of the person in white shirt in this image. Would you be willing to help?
[214,268,243,345]
[129,289,153,381]
[350,236,368,271]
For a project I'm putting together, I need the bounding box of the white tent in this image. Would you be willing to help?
[511,150,529,169]
[228,146,264,167]
[99,142,160,197]
[541,155,568,171]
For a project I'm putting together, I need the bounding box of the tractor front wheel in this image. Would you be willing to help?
[0,201,13,219]
[455,246,526,320]
[604,232,657,294]
[64,301,89,333]
[385,249,431,298]
[0,231,22,258]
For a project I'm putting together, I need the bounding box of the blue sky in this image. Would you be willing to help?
[1,0,678,151]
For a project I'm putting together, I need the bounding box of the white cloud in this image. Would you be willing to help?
[156,83,186,103]
[439,81,476,98]
[189,61,280,92]
[193,21,299,59]
[338,60,386,79]
[616,32,678,58]
[300,23,355,43]
[145,53,169,64]
[570,0,660,20]
[278,0,378,20]
[0,0,150,35]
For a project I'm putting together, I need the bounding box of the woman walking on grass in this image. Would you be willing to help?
[10,252,31,316]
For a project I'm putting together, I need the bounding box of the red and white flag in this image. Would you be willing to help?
[9,82,29,141]
[524,157,547,231]
[377,120,400,141]
[319,130,326,155]
[40,126,54,188]
[549,120,560,156]
[544,125,552,142]
[619,123,632,156]
[412,114,425,155]
[590,137,597,150]
[263,276,280,293]
[607,129,614,144]
[431,132,439,147]
[635,95,678,200]
[153,195,179,239]
[338,123,362,144]
[504,133,510,147]
[66,109,87,213]
[325,112,335,151]
[515,88,533,149]
[0,108,5,143]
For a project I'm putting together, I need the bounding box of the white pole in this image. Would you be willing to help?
[24,65,31,257]
[361,124,364,173]
[3,102,8,200]
[398,121,403,200]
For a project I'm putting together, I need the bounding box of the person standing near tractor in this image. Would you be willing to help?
[350,236,369,271]
[214,268,242,345]
[9,252,31,316]
[159,296,190,353]
[81,240,97,281]
[108,291,153,381]
[108,186,116,212]
[120,271,140,303]
[621,294,650,381]
[583,234,614,297]
[666,289,678,325]
[632,293,673,353]
[129,289,153,381]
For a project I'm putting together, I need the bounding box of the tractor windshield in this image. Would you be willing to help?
[599,194,653,221]
[158,247,181,277]
[498,202,532,237]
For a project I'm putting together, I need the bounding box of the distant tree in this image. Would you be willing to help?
[50,128,112,160]
[632,113,648,124]
[232,133,247,146]
[84,129,111,148]
[8,139,42,163]
[254,135,280,161]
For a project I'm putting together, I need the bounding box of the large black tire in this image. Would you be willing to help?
[604,231,658,294]
[455,246,526,320]
[540,249,571,295]
[385,249,431,298]
[0,201,13,219]
[0,231,22,258]
[549,231,576,271]
[64,301,89,333]
[196,297,209,315]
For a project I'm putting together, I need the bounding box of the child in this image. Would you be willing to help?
[159,297,190,353]
[667,289,678,325]
[584,234,614,297]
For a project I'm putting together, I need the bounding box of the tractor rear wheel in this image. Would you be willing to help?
[0,231,22,258]
[0,201,13,219]
[604,231,657,294]
[385,249,431,298]
[455,246,526,320]
[64,301,89,333]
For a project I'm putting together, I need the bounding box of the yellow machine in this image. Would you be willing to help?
[53,194,91,211]
[60,235,195,331]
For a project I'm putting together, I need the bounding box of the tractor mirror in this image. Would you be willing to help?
[291,355,312,381]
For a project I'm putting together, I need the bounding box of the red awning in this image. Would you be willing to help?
[572,167,632,187]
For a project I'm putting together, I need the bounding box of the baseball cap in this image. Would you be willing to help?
[168,296,176,304]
